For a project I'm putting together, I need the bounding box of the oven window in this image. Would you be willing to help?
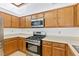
[28,44,38,53]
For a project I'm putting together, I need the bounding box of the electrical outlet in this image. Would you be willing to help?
[58,31,61,34]
[12,30,13,32]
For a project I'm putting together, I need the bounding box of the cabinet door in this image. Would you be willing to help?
[32,13,44,19]
[18,39,23,51]
[32,14,37,19]
[20,17,26,28]
[17,38,26,53]
[42,45,52,56]
[4,40,17,56]
[26,16,31,28]
[0,12,11,28]
[12,16,19,28]
[67,45,75,56]
[45,10,58,27]
[37,13,44,18]
[52,47,66,56]
[22,39,26,53]
[58,6,74,27]
[76,4,79,26]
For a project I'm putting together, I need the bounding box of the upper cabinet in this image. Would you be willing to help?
[12,16,20,28]
[0,4,77,28]
[57,6,74,27]
[20,16,31,28]
[45,10,58,27]
[0,12,12,28]
[19,17,26,28]
[32,13,44,19]
[76,4,79,26]
[26,16,31,28]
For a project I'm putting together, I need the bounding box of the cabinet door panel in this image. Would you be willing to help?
[12,16,19,28]
[32,14,37,19]
[0,12,11,28]
[58,6,74,27]
[66,45,75,56]
[52,47,65,56]
[32,13,44,19]
[42,45,52,56]
[4,40,17,55]
[37,13,44,18]
[45,10,58,27]
[22,39,26,52]
[26,16,31,28]
[76,4,79,26]
[17,38,26,53]
[20,17,26,28]
[18,39,23,51]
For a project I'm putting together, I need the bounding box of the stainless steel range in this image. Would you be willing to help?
[26,31,46,56]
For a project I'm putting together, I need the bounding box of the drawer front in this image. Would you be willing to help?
[42,41,52,46]
[53,42,66,48]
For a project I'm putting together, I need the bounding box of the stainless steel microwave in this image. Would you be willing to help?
[31,18,44,28]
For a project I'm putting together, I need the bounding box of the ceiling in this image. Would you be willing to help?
[0,3,75,17]
[12,3,26,7]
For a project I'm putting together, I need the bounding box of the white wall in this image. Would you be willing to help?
[4,28,79,37]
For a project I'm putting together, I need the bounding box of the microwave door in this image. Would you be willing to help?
[32,20,44,27]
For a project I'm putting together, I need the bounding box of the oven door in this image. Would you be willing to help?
[26,42,41,55]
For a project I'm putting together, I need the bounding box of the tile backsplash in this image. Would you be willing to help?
[4,28,79,37]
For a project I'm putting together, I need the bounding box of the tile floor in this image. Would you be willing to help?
[9,51,26,56]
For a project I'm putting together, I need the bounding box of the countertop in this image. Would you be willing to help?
[4,33,33,39]
[42,36,79,56]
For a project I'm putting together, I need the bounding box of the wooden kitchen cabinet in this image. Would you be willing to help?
[42,41,52,56]
[45,10,58,27]
[26,16,31,28]
[17,37,26,53]
[66,45,75,56]
[76,4,79,26]
[0,12,11,28]
[57,6,74,27]
[4,37,26,56]
[4,38,18,56]
[12,16,20,28]
[52,42,66,56]
[17,38,23,51]
[42,41,66,56]
[42,45,52,56]
[19,17,26,28]
[22,38,26,53]
[32,13,44,19]
[52,47,66,56]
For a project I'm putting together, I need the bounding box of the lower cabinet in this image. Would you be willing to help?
[42,45,52,56]
[67,45,75,56]
[52,42,66,56]
[4,38,18,56]
[4,37,26,56]
[17,37,26,53]
[42,41,52,56]
[52,47,66,56]
[42,41,70,56]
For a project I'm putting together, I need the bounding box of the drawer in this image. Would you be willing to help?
[42,41,52,46]
[53,42,66,48]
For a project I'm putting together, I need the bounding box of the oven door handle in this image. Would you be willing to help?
[26,41,40,46]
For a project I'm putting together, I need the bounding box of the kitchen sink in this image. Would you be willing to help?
[72,45,79,53]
